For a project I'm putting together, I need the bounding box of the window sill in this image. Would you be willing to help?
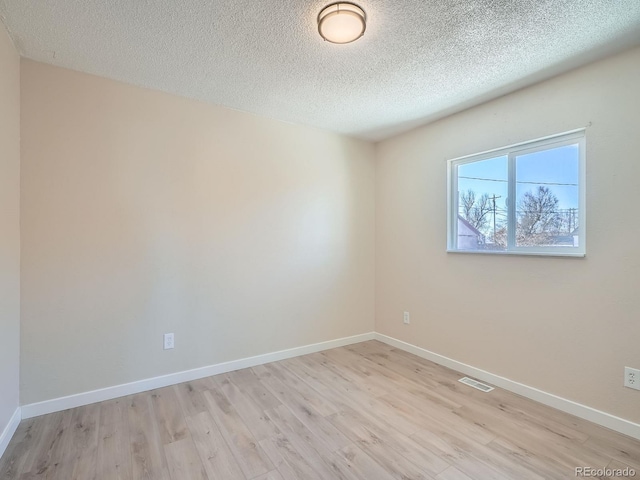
[446,249,585,258]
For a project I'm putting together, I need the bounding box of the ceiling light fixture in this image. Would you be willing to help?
[317,2,366,44]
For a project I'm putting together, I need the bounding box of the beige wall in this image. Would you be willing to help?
[376,46,640,423]
[16,44,640,426]
[0,26,21,430]
[20,60,375,404]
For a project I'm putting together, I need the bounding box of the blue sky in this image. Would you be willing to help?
[457,144,579,219]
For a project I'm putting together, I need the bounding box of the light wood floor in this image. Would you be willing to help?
[1,341,639,479]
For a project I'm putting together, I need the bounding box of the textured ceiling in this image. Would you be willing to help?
[1,0,640,141]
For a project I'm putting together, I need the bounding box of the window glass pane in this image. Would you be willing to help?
[515,144,579,248]
[457,155,508,251]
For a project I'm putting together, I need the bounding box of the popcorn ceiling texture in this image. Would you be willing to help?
[1,0,639,140]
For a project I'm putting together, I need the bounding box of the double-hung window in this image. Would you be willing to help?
[447,130,585,256]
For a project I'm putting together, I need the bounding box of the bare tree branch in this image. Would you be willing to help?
[460,189,492,233]
[517,186,562,246]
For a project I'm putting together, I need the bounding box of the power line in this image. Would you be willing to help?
[459,176,578,186]
[459,208,579,214]
[459,176,506,183]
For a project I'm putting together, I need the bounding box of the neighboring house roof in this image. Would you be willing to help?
[457,215,483,237]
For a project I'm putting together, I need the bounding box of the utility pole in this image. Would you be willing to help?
[489,195,501,242]
[569,208,575,233]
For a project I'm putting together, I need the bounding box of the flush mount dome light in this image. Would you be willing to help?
[318,2,366,44]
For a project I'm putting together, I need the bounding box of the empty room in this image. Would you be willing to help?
[1,1,640,479]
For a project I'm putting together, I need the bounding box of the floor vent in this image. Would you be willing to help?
[458,376,494,392]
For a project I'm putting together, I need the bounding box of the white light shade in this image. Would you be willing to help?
[318,3,366,44]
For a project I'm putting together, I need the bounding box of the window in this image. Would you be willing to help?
[447,130,585,256]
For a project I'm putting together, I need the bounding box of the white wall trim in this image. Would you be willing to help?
[18,331,640,441]
[0,407,21,460]
[21,332,375,419]
[374,333,640,441]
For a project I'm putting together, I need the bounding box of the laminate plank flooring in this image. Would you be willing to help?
[2,340,639,479]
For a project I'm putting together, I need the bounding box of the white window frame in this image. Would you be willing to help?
[447,129,586,257]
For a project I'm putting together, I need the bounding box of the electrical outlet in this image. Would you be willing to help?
[403,311,410,325]
[164,333,174,350]
[625,367,640,390]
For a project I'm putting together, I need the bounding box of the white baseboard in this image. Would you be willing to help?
[374,333,640,441]
[19,330,640,442]
[21,332,375,419]
[0,407,21,460]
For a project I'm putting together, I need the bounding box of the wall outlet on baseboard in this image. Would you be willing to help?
[403,311,410,325]
[624,367,640,390]
[164,333,175,350]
